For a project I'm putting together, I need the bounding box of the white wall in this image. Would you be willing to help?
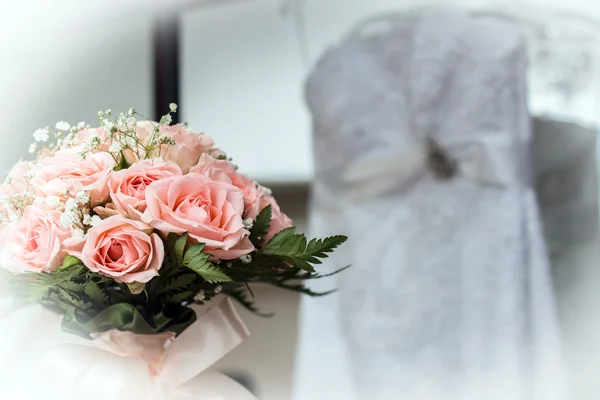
[180,0,600,184]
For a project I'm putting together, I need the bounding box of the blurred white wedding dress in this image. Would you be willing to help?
[293,10,566,400]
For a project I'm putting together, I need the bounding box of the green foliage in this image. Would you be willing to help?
[224,285,273,317]
[260,228,348,272]
[182,243,232,283]
[5,227,348,338]
[249,205,271,245]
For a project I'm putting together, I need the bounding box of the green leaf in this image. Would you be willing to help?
[84,281,109,303]
[182,243,206,266]
[260,232,348,273]
[272,281,337,297]
[225,286,273,317]
[186,261,232,283]
[163,291,194,304]
[249,205,271,245]
[59,281,86,291]
[262,227,297,253]
[174,233,188,266]
[163,273,198,293]
[61,255,84,270]
[182,243,232,283]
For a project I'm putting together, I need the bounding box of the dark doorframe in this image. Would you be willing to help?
[153,13,180,124]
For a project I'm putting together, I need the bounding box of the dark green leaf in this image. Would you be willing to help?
[163,291,194,304]
[225,286,273,317]
[249,205,271,245]
[84,282,109,303]
[174,233,188,266]
[185,260,232,283]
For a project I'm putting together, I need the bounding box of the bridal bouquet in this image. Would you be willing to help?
[0,105,346,399]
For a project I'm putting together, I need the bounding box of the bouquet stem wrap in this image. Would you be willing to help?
[37,298,255,400]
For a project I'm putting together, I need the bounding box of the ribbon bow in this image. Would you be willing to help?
[40,298,256,400]
[336,131,523,203]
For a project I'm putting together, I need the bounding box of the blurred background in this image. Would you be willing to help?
[1,0,600,399]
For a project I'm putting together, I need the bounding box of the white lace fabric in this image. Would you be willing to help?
[294,10,565,400]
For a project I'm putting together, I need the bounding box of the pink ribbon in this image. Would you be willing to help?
[40,298,256,400]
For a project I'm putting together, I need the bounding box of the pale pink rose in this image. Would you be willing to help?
[160,124,215,173]
[190,154,261,219]
[99,159,182,219]
[1,203,74,273]
[143,173,254,260]
[121,121,156,165]
[124,122,215,173]
[31,146,116,207]
[81,216,164,284]
[76,127,110,150]
[259,195,293,243]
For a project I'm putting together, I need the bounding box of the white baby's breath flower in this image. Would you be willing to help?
[77,121,86,130]
[214,285,222,294]
[65,198,78,213]
[28,143,38,154]
[243,218,254,229]
[126,117,136,127]
[71,228,85,239]
[160,114,172,125]
[158,133,172,144]
[83,214,92,225]
[109,142,122,154]
[75,190,90,204]
[59,212,74,228]
[239,254,252,264]
[194,290,205,302]
[125,136,137,147]
[128,108,135,116]
[98,111,105,120]
[104,120,115,130]
[0,196,10,205]
[24,171,35,180]
[90,215,102,226]
[88,135,101,148]
[44,196,62,208]
[169,103,178,112]
[33,128,50,142]
[55,121,70,131]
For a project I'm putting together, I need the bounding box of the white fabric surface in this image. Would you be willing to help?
[293,10,566,400]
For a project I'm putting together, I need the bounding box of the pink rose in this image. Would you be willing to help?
[160,125,215,173]
[260,195,293,243]
[190,154,261,219]
[81,216,164,284]
[0,203,76,273]
[143,173,254,260]
[125,122,215,173]
[75,127,110,150]
[31,146,116,207]
[98,159,181,219]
